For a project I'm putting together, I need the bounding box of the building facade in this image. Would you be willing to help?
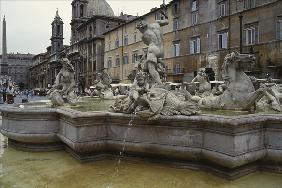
[0,16,34,89]
[104,0,282,83]
[29,10,67,89]
[29,48,51,89]
[68,15,129,87]
[68,0,135,87]
[0,53,34,88]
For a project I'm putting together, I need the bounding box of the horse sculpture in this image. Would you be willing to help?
[195,51,281,111]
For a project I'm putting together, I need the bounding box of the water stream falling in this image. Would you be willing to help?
[116,112,137,173]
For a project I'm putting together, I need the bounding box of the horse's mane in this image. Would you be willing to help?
[222,52,236,82]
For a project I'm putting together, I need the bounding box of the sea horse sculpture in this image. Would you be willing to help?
[194,51,281,111]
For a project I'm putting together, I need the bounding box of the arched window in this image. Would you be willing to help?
[57,25,60,36]
[89,26,92,38]
[80,4,84,17]
[72,5,75,18]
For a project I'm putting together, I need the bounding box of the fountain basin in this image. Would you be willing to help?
[1,106,282,179]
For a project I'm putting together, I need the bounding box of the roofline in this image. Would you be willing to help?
[76,15,128,30]
[102,2,172,35]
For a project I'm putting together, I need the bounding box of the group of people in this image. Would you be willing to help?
[0,82,35,104]
[0,84,15,104]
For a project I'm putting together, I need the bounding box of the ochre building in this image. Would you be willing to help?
[104,0,282,83]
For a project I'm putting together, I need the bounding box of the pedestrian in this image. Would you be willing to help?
[6,84,15,104]
[26,89,29,98]
[0,84,3,104]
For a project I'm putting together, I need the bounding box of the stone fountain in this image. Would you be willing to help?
[1,17,282,180]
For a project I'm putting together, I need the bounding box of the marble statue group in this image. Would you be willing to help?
[110,17,282,116]
[48,17,282,116]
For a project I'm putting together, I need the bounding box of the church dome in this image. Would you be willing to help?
[87,0,115,17]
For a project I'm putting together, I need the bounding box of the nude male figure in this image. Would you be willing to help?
[137,19,168,85]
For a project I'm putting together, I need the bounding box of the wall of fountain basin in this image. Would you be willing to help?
[1,106,282,180]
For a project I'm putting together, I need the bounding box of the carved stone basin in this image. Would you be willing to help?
[1,105,282,180]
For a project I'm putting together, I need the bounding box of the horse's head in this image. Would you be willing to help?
[224,51,256,67]
[222,51,256,83]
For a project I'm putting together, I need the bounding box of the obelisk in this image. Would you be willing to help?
[1,15,8,75]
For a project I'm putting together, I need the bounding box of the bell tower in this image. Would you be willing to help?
[51,9,64,54]
[71,0,88,44]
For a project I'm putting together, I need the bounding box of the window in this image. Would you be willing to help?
[108,41,111,50]
[192,0,197,12]
[218,32,228,49]
[172,43,180,57]
[80,4,84,17]
[89,26,92,38]
[174,64,181,73]
[173,18,179,31]
[105,22,110,29]
[218,2,226,17]
[134,33,137,43]
[116,56,120,67]
[115,40,119,48]
[245,26,258,45]
[56,25,60,36]
[192,12,198,25]
[123,54,129,64]
[172,2,180,15]
[155,11,165,20]
[244,0,256,9]
[124,35,128,45]
[190,37,201,54]
[107,58,112,68]
[277,18,282,40]
[132,51,139,63]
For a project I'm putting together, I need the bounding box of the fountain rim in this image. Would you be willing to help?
[1,105,282,125]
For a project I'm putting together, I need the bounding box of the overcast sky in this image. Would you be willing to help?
[0,0,163,55]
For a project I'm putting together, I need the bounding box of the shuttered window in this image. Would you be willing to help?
[277,18,282,40]
[172,43,180,57]
[190,37,200,54]
[218,32,228,49]
[245,27,258,45]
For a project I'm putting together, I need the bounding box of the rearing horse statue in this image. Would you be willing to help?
[197,51,281,111]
